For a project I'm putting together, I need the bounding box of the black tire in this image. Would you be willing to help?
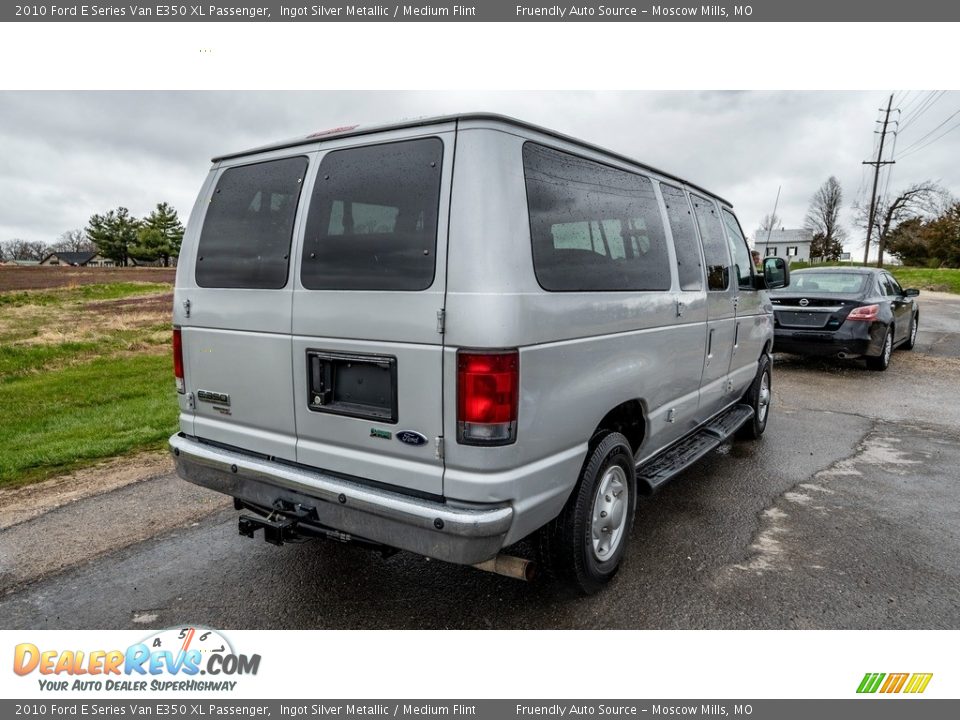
[902,312,919,350]
[736,353,772,440]
[866,327,894,371]
[536,431,637,596]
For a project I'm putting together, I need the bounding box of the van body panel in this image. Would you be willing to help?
[289,127,455,497]
[174,151,314,461]
[723,207,771,399]
[291,335,444,496]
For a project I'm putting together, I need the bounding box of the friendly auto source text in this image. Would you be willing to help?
[516,5,753,17]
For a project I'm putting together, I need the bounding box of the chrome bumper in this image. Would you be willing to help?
[169,434,513,565]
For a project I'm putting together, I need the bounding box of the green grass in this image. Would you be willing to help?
[884,267,960,295]
[0,282,171,308]
[0,354,178,488]
[790,263,960,294]
[0,280,176,487]
[0,326,169,379]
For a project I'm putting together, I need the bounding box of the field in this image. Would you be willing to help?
[883,267,960,295]
[0,267,176,488]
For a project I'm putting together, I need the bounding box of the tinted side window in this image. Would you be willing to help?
[885,274,903,296]
[523,143,670,292]
[301,138,443,291]
[660,184,703,291]
[691,195,730,291]
[722,208,754,290]
[196,156,308,289]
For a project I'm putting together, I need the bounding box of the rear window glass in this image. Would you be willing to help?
[786,272,869,294]
[301,137,443,291]
[690,194,730,292]
[660,184,703,291]
[196,156,308,289]
[522,143,671,292]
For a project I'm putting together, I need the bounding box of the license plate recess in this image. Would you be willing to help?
[307,350,398,423]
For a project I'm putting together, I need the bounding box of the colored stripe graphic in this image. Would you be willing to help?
[904,673,933,694]
[857,672,932,694]
[857,673,885,693]
[880,673,909,693]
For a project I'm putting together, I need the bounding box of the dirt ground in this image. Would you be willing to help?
[0,265,175,291]
[0,451,175,531]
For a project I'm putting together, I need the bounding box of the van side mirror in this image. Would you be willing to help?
[904,288,920,297]
[762,257,790,290]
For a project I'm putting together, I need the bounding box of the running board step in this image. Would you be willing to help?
[635,403,755,494]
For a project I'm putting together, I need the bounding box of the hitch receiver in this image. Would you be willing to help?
[238,514,300,546]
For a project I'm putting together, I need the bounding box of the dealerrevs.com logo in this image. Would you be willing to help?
[857,672,933,694]
[13,627,260,692]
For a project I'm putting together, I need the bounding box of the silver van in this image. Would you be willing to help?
[170,114,789,594]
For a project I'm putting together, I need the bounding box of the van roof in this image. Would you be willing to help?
[212,112,732,207]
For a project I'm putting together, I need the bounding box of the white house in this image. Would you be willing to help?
[753,228,812,264]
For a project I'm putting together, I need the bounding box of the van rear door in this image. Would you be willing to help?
[177,153,310,460]
[290,129,453,497]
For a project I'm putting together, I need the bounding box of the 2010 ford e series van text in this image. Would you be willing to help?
[170,114,790,594]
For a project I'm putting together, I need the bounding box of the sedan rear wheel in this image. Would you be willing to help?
[867,327,893,371]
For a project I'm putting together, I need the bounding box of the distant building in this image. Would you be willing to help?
[39,251,114,267]
[753,228,812,264]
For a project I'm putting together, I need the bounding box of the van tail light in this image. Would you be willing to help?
[847,304,880,322]
[173,327,185,394]
[457,350,519,446]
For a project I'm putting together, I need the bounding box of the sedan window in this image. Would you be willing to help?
[786,272,867,294]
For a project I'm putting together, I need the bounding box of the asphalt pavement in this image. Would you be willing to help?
[1,293,958,629]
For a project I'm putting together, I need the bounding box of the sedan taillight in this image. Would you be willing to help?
[847,304,879,322]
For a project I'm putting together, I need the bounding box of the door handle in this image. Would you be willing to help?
[707,328,715,358]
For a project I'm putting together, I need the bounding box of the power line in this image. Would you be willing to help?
[896,117,960,160]
[899,91,945,132]
[896,106,960,156]
[898,90,927,116]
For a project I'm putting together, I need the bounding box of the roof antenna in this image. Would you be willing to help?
[763,185,781,254]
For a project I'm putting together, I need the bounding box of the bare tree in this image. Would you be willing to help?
[856,182,950,266]
[50,228,95,253]
[804,177,846,259]
[1,238,46,261]
[757,212,781,238]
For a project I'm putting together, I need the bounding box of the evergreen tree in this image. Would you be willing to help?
[86,207,140,266]
[133,202,184,267]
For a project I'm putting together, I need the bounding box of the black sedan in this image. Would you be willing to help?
[771,267,920,371]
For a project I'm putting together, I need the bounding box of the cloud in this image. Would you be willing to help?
[1,91,957,253]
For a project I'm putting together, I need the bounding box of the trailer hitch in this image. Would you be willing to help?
[238,514,301,546]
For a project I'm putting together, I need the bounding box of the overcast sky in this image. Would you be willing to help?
[2,91,958,254]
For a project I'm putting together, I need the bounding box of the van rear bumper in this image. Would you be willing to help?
[169,433,513,565]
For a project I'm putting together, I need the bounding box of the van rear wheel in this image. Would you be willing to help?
[536,431,637,596]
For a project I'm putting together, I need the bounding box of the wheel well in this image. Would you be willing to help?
[593,400,646,455]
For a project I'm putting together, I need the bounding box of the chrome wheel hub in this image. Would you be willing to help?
[758,370,771,423]
[591,465,628,561]
[911,318,918,344]
[884,332,892,363]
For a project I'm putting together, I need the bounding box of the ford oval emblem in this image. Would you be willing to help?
[799,298,809,307]
[397,430,428,447]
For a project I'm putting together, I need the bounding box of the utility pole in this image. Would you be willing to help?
[863,94,897,266]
